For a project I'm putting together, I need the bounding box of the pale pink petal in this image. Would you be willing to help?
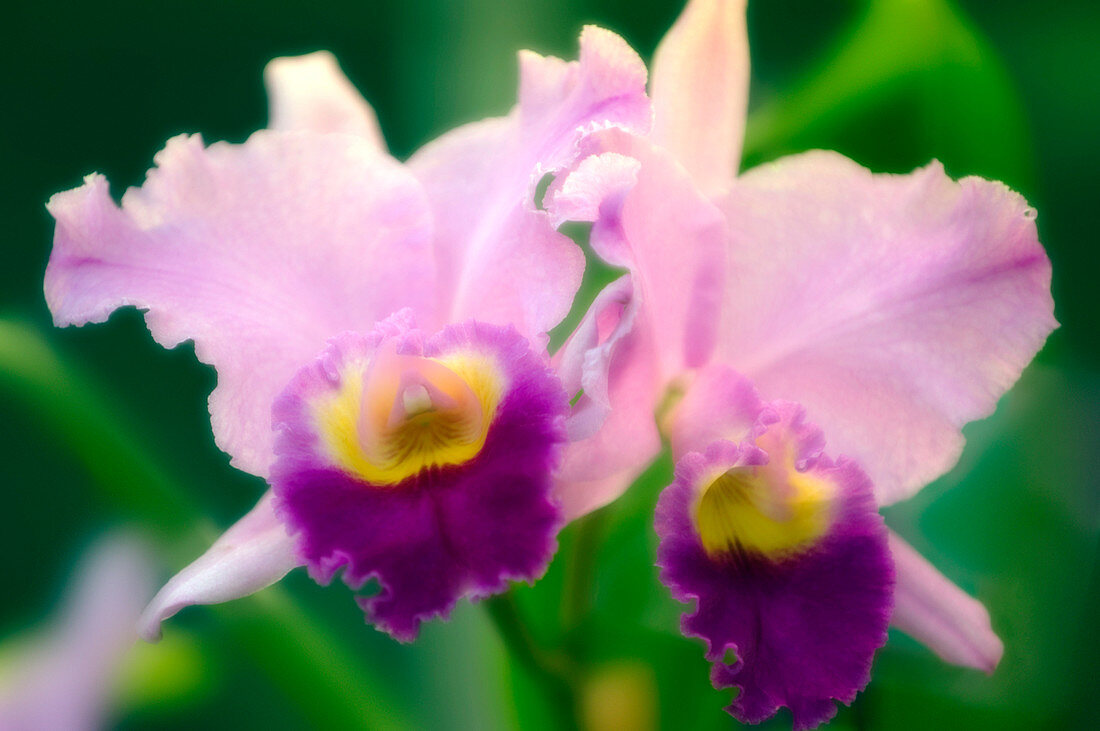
[555,275,640,438]
[408,118,583,343]
[651,0,750,194]
[0,535,153,730]
[46,131,434,477]
[547,129,727,517]
[548,129,727,378]
[518,26,651,173]
[554,325,662,521]
[264,51,386,148]
[139,493,302,642]
[549,152,641,244]
[717,151,1056,504]
[552,277,663,520]
[408,26,650,342]
[889,532,1003,672]
[665,363,764,459]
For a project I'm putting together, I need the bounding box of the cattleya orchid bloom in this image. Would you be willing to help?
[0,536,153,730]
[548,0,1056,727]
[45,31,653,641]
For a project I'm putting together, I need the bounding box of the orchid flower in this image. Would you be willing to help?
[547,0,1056,726]
[45,32,652,641]
[0,536,153,731]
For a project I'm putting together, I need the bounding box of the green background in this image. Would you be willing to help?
[1,0,1096,729]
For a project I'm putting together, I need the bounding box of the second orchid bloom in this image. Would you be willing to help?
[44,0,1055,728]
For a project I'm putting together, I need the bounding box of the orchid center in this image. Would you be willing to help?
[693,456,834,560]
[311,340,503,485]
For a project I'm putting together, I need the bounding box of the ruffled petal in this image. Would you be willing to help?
[548,129,727,379]
[555,275,639,432]
[271,318,567,640]
[651,0,750,194]
[138,493,302,642]
[408,26,650,342]
[546,129,727,517]
[656,393,893,729]
[717,151,1057,504]
[889,532,1003,672]
[552,276,662,520]
[666,363,770,460]
[46,131,435,476]
[264,51,387,148]
[517,26,651,173]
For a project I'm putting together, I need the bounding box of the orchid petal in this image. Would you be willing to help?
[549,152,641,261]
[272,321,566,640]
[546,129,727,517]
[555,275,638,419]
[46,131,434,476]
[408,26,650,342]
[552,277,662,520]
[717,151,1056,504]
[549,129,727,379]
[651,0,750,194]
[139,493,302,642]
[889,532,1003,672]
[409,118,583,343]
[666,363,766,459]
[657,407,893,728]
[264,51,386,148]
[517,26,651,172]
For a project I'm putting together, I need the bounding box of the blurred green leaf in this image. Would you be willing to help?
[0,319,201,535]
[744,0,1033,187]
[114,630,210,713]
[0,318,411,730]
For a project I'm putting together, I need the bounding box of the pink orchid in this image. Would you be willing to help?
[42,1,1057,725]
[548,0,1055,726]
[45,33,653,641]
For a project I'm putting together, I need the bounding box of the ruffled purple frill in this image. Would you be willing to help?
[271,314,568,640]
[656,404,894,729]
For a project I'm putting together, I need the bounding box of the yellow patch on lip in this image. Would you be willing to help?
[694,462,834,560]
[310,343,504,485]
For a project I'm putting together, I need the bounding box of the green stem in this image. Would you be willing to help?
[560,510,607,633]
[485,593,580,731]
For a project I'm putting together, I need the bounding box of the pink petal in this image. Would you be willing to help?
[518,26,651,172]
[549,152,641,243]
[408,26,650,342]
[555,276,638,419]
[409,118,583,344]
[554,358,662,521]
[717,151,1056,504]
[0,535,153,730]
[264,51,386,148]
[665,363,765,459]
[889,532,1003,672]
[552,276,662,520]
[651,0,750,194]
[138,492,302,642]
[46,131,434,476]
[547,129,727,517]
[549,129,727,378]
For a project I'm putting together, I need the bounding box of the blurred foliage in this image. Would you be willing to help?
[1,0,1097,729]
